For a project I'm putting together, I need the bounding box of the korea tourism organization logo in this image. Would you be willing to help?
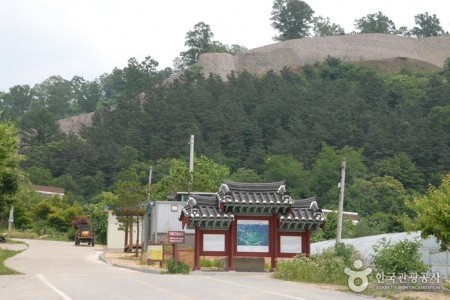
[344,259,442,293]
[344,259,372,292]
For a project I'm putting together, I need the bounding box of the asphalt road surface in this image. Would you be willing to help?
[1,239,372,300]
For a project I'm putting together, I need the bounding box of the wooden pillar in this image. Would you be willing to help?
[228,220,235,271]
[193,225,201,270]
[305,229,311,255]
[270,213,278,271]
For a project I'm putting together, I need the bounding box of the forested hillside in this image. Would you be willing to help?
[1,55,450,238]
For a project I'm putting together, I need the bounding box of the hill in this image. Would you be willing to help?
[60,34,450,135]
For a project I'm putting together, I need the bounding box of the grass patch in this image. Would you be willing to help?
[0,248,21,275]
[199,258,222,268]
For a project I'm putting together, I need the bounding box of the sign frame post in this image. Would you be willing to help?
[168,231,185,261]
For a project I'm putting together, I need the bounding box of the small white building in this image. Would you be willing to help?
[106,192,214,250]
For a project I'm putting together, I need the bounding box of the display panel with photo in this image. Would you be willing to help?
[237,219,269,252]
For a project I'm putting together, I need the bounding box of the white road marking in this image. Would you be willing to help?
[205,276,308,300]
[36,274,72,300]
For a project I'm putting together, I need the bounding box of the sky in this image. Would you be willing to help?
[1,0,450,92]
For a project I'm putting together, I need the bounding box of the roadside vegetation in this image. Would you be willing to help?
[0,248,21,275]
[166,259,190,275]
[273,243,357,285]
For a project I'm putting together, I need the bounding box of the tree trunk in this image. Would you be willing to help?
[129,218,133,253]
[124,217,129,252]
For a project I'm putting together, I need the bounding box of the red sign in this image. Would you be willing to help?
[168,231,185,244]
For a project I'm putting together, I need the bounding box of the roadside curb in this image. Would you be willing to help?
[0,241,28,251]
[98,252,163,274]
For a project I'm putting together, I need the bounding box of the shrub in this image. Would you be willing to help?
[334,243,357,266]
[167,259,190,274]
[274,245,359,285]
[372,238,428,274]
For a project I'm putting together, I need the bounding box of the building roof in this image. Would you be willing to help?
[32,185,65,197]
[180,181,326,231]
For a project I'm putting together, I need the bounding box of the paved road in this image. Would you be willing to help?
[1,239,371,300]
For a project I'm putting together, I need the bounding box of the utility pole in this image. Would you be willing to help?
[336,157,346,245]
[8,206,14,232]
[188,134,194,192]
[142,167,152,262]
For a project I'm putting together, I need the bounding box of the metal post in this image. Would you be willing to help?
[336,157,346,245]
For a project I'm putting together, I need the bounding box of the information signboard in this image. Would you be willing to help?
[148,244,163,261]
[168,231,185,244]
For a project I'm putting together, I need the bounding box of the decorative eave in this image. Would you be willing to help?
[179,194,234,230]
[278,197,326,232]
[217,181,293,215]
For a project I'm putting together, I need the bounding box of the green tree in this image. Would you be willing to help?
[346,176,407,233]
[312,16,345,37]
[0,85,33,120]
[405,174,450,250]
[354,11,396,34]
[228,168,262,183]
[373,153,425,191]
[313,211,356,241]
[151,156,230,200]
[31,76,74,119]
[0,121,23,217]
[176,22,220,69]
[20,107,62,146]
[71,76,103,113]
[412,12,448,37]
[26,166,54,186]
[84,196,109,244]
[309,144,367,207]
[175,22,246,70]
[110,166,147,256]
[271,0,315,41]
[262,155,309,198]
